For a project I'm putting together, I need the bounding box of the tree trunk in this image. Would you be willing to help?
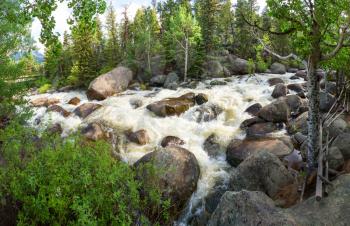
[184,37,188,82]
[307,23,322,173]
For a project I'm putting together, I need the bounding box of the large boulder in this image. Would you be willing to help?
[244,103,262,116]
[147,93,195,117]
[134,146,200,219]
[268,78,284,86]
[73,103,102,119]
[203,60,228,78]
[332,133,350,159]
[150,74,167,86]
[287,111,308,135]
[228,56,250,75]
[164,72,180,89]
[287,83,304,93]
[258,99,290,122]
[272,84,288,98]
[328,146,344,170]
[240,116,266,129]
[226,137,293,166]
[229,151,295,197]
[295,70,307,80]
[86,66,133,100]
[47,105,71,117]
[208,190,296,226]
[270,62,286,74]
[246,122,279,138]
[320,91,336,112]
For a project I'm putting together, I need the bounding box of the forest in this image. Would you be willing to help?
[1,0,350,225]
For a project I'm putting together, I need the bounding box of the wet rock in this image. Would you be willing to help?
[272,83,288,98]
[30,97,59,107]
[126,129,150,145]
[297,92,307,99]
[164,72,179,89]
[195,104,223,122]
[287,68,298,73]
[73,103,102,119]
[161,136,185,147]
[68,97,81,105]
[283,150,304,171]
[240,116,265,129]
[129,98,143,109]
[290,75,301,80]
[270,62,286,74]
[325,116,349,138]
[47,123,63,135]
[86,66,133,100]
[150,74,166,86]
[287,83,304,93]
[208,190,296,226]
[280,95,304,113]
[244,103,262,116]
[195,93,208,105]
[258,99,290,122]
[230,151,295,197]
[210,80,227,86]
[82,123,105,141]
[134,146,200,219]
[332,133,350,159]
[328,146,344,170]
[146,92,195,117]
[291,132,307,149]
[287,111,308,135]
[203,134,222,158]
[58,85,75,92]
[226,137,293,167]
[295,70,307,80]
[320,91,336,112]
[47,105,71,117]
[246,122,279,138]
[268,78,284,86]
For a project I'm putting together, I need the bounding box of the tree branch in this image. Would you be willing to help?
[322,16,350,61]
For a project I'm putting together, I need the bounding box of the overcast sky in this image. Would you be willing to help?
[31,0,266,53]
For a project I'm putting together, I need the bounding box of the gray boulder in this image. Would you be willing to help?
[226,137,293,166]
[287,111,308,135]
[245,103,262,116]
[134,146,200,219]
[164,72,180,89]
[272,84,288,98]
[270,62,286,74]
[320,91,336,112]
[228,56,250,75]
[150,74,167,86]
[258,99,290,122]
[328,146,344,170]
[208,190,296,226]
[87,66,133,100]
[246,122,279,138]
[287,83,304,93]
[332,133,350,159]
[161,136,185,148]
[268,77,284,86]
[203,134,222,158]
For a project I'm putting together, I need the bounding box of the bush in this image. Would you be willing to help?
[38,83,52,94]
[0,121,169,225]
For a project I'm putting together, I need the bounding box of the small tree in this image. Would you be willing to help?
[166,5,201,81]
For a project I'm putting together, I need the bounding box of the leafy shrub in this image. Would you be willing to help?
[38,83,52,93]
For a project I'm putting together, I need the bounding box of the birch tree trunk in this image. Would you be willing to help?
[184,37,188,82]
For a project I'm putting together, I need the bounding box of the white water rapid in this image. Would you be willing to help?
[26,72,304,225]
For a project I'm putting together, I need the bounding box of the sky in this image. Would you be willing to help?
[31,0,266,53]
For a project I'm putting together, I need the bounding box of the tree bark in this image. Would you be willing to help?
[307,23,322,173]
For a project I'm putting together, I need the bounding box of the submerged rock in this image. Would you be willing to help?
[195,93,208,105]
[226,137,293,167]
[68,97,81,105]
[161,136,185,148]
[147,92,195,117]
[203,134,222,158]
[86,66,133,100]
[195,104,223,122]
[73,103,102,119]
[134,146,200,220]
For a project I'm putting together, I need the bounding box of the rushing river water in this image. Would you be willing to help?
[26,72,303,225]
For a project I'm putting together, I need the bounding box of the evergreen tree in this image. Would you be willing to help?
[120,5,131,53]
[218,0,234,48]
[44,39,63,84]
[105,3,120,68]
[92,16,105,73]
[195,0,221,53]
[61,31,73,82]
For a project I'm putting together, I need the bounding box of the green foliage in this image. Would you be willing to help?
[247,58,255,75]
[105,4,120,68]
[38,83,52,94]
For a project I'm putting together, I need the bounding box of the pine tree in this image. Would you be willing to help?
[105,3,120,68]
[120,5,131,53]
[218,0,234,48]
[195,0,221,54]
[61,31,73,82]
[92,16,105,73]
